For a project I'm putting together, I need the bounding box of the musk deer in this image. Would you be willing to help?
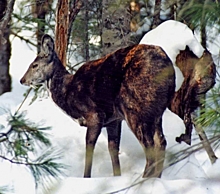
[20,34,175,178]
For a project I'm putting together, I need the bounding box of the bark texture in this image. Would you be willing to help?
[0,25,11,95]
[152,0,162,28]
[55,0,69,67]
[0,0,14,95]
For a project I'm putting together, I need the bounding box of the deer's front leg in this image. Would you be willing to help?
[84,113,103,178]
[106,120,122,176]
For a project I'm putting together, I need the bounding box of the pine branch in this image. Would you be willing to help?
[7,111,52,148]
[0,149,66,188]
[10,31,37,47]
[193,121,218,164]
[193,85,220,163]
[29,149,67,187]
[0,185,13,194]
[0,126,13,142]
[0,110,66,188]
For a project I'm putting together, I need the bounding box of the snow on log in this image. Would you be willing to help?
[139,20,205,91]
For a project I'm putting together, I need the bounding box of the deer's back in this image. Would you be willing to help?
[68,44,175,121]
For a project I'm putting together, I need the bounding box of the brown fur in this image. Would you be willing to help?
[20,34,175,178]
[170,47,216,145]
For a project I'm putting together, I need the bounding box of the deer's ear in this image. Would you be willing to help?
[41,34,54,57]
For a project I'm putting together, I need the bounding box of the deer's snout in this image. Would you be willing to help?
[20,77,27,85]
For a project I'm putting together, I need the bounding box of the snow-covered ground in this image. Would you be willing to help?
[0,21,220,194]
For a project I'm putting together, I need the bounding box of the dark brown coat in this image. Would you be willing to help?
[20,34,175,178]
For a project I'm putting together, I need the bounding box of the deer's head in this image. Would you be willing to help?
[20,34,55,88]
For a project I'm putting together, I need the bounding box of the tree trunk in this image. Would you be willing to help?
[0,0,15,95]
[101,0,131,55]
[84,0,89,61]
[0,0,7,21]
[55,0,69,67]
[0,25,11,95]
[152,0,162,28]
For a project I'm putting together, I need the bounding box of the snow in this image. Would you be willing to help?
[139,20,205,91]
[139,20,204,63]
[0,21,220,194]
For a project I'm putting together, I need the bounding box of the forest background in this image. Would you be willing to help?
[0,0,220,193]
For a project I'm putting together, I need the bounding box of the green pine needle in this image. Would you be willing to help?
[179,1,220,30]
[195,85,220,135]
[28,148,67,188]
[0,110,66,188]
[0,185,14,194]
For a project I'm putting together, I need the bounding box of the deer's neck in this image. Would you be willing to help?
[52,56,69,76]
[48,57,72,94]
[46,57,80,119]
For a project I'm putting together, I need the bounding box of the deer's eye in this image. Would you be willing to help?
[32,64,38,69]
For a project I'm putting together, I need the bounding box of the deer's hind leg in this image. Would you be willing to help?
[126,113,166,178]
[106,120,122,176]
[143,116,167,178]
